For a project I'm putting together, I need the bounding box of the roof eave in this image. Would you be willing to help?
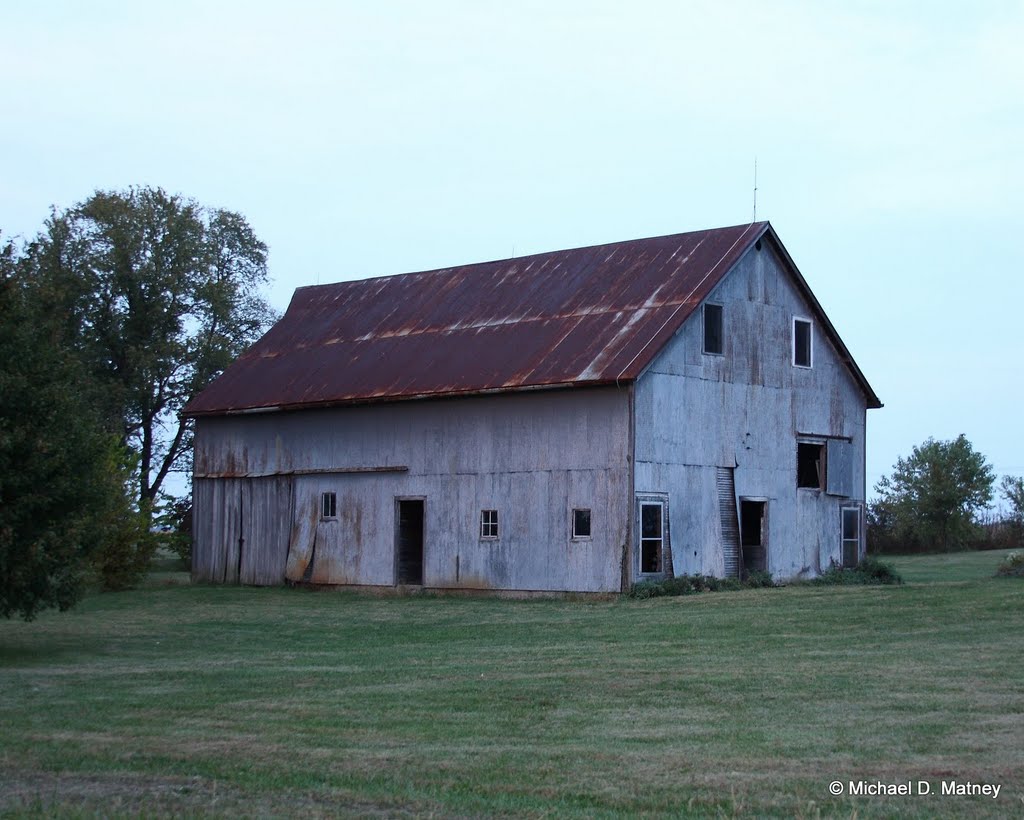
[183,378,631,419]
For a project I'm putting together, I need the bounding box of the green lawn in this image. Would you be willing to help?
[1,551,1021,818]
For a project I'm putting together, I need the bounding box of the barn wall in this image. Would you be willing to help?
[193,387,630,592]
[633,239,868,582]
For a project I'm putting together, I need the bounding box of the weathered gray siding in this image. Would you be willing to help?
[193,388,630,592]
[633,240,868,582]
[192,476,293,585]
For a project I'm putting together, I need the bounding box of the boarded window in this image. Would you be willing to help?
[321,492,337,519]
[640,502,664,574]
[793,318,812,367]
[480,509,499,540]
[797,441,825,489]
[572,508,591,539]
[842,506,860,567]
[703,303,724,355]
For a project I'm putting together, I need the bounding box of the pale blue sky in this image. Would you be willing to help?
[3,1,1022,500]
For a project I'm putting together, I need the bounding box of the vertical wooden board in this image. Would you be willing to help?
[240,476,293,585]
[191,479,216,581]
[216,479,243,584]
[285,479,318,582]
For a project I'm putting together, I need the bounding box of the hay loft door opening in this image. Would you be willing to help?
[739,499,767,576]
[395,499,424,586]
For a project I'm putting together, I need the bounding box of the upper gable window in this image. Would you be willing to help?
[321,492,337,519]
[703,303,724,355]
[793,318,813,368]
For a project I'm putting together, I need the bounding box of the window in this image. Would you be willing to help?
[572,508,592,539]
[480,509,499,539]
[321,492,337,519]
[639,502,664,574]
[703,303,724,355]
[793,318,812,368]
[842,506,861,568]
[797,441,826,489]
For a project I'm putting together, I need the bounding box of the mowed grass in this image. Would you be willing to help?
[1,552,1022,818]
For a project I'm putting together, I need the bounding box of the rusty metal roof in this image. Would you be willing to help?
[185,221,880,415]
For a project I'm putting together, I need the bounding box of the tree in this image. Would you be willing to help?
[874,435,995,551]
[22,187,276,508]
[1002,476,1024,538]
[0,235,142,619]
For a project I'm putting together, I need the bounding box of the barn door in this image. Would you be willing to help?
[739,499,767,576]
[192,477,291,585]
[395,499,424,585]
[239,476,293,585]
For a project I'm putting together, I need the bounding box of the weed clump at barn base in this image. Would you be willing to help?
[806,556,903,586]
[630,558,902,598]
[629,571,774,599]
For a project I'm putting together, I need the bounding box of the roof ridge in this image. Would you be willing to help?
[295,222,770,292]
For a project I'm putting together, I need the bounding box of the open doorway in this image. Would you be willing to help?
[395,499,424,585]
[739,499,767,576]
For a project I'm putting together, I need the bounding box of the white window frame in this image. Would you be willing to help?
[793,316,813,368]
[321,491,337,520]
[480,509,499,540]
[636,495,669,577]
[702,302,724,356]
[841,505,862,567]
[571,508,592,540]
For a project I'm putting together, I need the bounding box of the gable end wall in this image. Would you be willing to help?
[632,240,868,581]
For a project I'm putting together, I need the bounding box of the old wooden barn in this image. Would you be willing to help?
[184,222,881,593]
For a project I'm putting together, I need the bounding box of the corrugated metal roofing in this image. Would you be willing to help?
[185,221,880,415]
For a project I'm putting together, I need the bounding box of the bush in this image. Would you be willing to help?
[995,552,1024,578]
[744,570,775,588]
[628,572,774,599]
[807,557,903,587]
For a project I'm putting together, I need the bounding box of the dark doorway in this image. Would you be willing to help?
[396,499,424,585]
[740,500,767,575]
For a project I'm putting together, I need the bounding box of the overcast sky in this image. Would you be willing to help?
[3,1,1022,501]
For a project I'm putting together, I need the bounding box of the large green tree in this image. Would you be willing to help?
[0,235,141,618]
[874,435,995,551]
[22,187,276,506]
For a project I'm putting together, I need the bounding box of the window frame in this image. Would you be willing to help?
[636,495,669,577]
[571,508,592,540]
[793,316,813,368]
[321,491,337,520]
[479,509,499,541]
[841,505,862,568]
[702,302,724,356]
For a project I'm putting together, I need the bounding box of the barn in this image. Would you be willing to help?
[184,221,881,593]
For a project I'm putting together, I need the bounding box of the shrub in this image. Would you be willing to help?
[857,556,903,584]
[995,551,1024,578]
[807,557,903,587]
[744,570,775,588]
[628,572,774,599]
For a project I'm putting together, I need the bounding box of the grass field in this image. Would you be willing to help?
[1,549,1021,818]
